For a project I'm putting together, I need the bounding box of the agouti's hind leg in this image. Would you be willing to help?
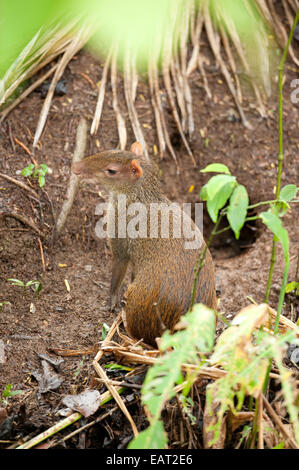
[110,257,129,310]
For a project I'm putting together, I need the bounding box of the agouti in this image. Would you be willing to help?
[72,142,217,346]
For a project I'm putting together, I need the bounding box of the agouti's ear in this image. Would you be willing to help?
[130,159,143,178]
[130,141,143,157]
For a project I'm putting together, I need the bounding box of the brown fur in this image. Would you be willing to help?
[73,143,217,346]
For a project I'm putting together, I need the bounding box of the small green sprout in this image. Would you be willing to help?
[8,278,43,297]
[21,163,49,188]
[2,384,23,404]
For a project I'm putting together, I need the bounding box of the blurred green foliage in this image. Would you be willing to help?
[0,0,69,76]
[0,0,273,78]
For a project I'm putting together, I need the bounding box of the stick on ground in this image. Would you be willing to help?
[54,117,88,237]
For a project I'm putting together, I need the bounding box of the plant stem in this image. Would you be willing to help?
[274,258,290,333]
[213,216,258,236]
[247,199,277,209]
[190,214,223,310]
[264,10,299,303]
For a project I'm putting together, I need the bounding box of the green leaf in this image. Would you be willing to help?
[39,163,49,174]
[38,175,45,187]
[227,185,249,239]
[285,281,299,294]
[104,363,132,371]
[33,281,43,295]
[272,200,289,217]
[128,420,167,449]
[201,175,236,223]
[21,164,34,177]
[202,174,236,201]
[206,182,235,222]
[142,305,215,420]
[2,384,23,398]
[260,209,289,261]
[273,441,285,449]
[8,278,24,287]
[279,184,298,202]
[200,163,231,175]
[101,323,110,340]
[200,184,208,201]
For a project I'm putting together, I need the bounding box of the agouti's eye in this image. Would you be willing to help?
[106,168,117,175]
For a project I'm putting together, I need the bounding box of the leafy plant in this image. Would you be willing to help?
[2,384,23,404]
[206,304,299,446]
[128,303,299,449]
[285,281,299,296]
[21,163,49,187]
[129,304,216,449]
[199,164,298,330]
[8,278,43,297]
[101,322,110,340]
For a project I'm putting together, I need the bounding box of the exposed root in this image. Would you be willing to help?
[0,208,44,238]
[90,47,112,136]
[148,60,166,158]
[33,25,92,148]
[111,46,127,150]
[0,172,39,199]
[124,48,149,160]
[162,24,196,164]
[203,3,252,129]
[54,118,88,238]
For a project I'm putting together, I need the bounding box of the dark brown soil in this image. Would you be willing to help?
[0,43,298,449]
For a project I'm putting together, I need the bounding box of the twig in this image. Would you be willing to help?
[203,3,252,129]
[92,313,138,436]
[94,377,142,390]
[111,45,127,150]
[170,50,187,132]
[1,209,44,238]
[94,313,122,363]
[267,0,299,66]
[77,72,96,89]
[162,45,195,165]
[257,393,264,449]
[17,412,82,449]
[148,59,166,157]
[262,396,298,449]
[7,121,15,151]
[123,47,148,160]
[33,25,92,148]
[38,237,46,272]
[92,362,138,437]
[16,389,118,449]
[179,2,195,139]
[0,172,39,198]
[90,47,112,135]
[187,10,204,77]
[54,117,88,237]
[51,405,119,447]
[13,138,38,167]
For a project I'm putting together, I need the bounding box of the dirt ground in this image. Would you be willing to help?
[0,41,298,448]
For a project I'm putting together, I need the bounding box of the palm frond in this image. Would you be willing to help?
[0,0,297,165]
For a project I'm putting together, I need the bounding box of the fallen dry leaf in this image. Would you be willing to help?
[62,389,102,417]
